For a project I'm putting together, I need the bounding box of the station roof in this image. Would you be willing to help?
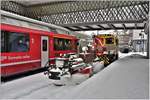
[1,0,149,31]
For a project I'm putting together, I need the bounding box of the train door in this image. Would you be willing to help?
[41,36,49,67]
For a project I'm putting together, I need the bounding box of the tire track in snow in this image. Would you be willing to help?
[14,83,53,99]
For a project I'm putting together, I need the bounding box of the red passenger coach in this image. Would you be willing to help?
[1,10,78,77]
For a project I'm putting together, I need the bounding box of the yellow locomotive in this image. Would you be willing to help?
[93,34,118,65]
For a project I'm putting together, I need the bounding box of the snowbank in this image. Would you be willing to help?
[92,61,104,73]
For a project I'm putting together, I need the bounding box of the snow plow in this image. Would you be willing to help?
[93,34,118,66]
[44,53,93,85]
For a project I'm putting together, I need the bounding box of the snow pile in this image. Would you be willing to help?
[119,51,147,59]
[63,54,149,99]
[92,61,104,74]
[52,73,90,86]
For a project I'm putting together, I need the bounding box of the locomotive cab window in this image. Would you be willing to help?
[105,38,114,44]
[1,30,29,52]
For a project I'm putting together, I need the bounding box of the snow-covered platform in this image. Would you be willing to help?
[0,52,149,99]
[64,53,149,99]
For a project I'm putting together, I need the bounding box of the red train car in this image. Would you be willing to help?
[1,10,78,77]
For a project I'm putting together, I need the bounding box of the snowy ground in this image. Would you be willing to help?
[63,53,149,99]
[119,51,147,59]
[0,52,149,99]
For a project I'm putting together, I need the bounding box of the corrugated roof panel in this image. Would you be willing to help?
[113,24,123,28]
[125,23,135,27]
[100,24,110,28]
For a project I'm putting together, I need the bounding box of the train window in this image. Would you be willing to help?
[54,38,72,51]
[42,40,47,51]
[1,31,7,52]
[1,30,29,52]
[54,38,58,50]
[105,38,114,44]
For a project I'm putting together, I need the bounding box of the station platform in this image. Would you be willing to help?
[0,52,149,99]
[64,52,149,99]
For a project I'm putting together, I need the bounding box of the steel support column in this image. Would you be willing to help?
[146,21,149,59]
[148,29,149,59]
[144,19,149,59]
